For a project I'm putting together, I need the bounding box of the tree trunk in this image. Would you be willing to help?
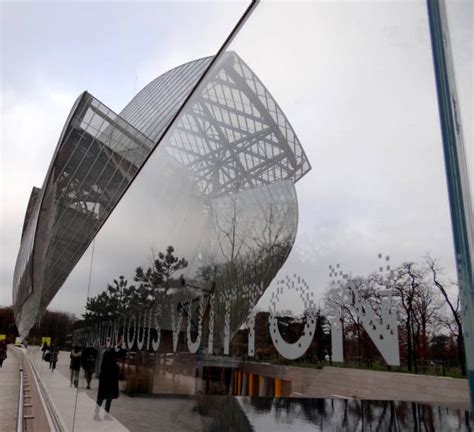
[420,320,428,362]
[411,314,418,374]
[357,319,362,359]
[406,316,412,371]
[457,332,466,375]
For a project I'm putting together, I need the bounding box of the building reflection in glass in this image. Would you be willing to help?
[13,51,310,358]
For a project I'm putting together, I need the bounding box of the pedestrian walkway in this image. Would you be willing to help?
[27,347,207,431]
[28,347,127,432]
[0,345,20,431]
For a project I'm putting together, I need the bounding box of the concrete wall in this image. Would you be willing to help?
[238,362,470,409]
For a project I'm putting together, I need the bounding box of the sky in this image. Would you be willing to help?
[1,0,472,317]
[0,0,249,308]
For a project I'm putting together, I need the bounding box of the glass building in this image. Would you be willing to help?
[13,51,311,344]
[8,1,472,430]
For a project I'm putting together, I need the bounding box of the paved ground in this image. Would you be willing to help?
[0,345,20,431]
[27,347,206,432]
[28,347,126,432]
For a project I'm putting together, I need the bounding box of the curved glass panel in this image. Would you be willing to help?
[7,1,472,430]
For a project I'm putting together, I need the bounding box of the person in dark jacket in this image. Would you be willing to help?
[0,341,7,367]
[81,346,98,389]
[49,345,58,370]
[70,346,82,387]
[95,348,120,415]
[41,342,49,360]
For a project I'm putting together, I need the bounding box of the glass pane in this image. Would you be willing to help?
[5,1,473,430]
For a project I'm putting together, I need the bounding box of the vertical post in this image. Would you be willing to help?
[248,373,254,396]
[241,373,248,396]
[258,376,267,397]
[237,370,242,395]
[427,0,474,413]
[274,378,282,398]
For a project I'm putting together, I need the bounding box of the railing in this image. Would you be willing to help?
[16,366,24,432]
[16,361,34,432]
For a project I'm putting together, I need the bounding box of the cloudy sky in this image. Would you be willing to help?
[0,0,248,307]
[1,1,472,317]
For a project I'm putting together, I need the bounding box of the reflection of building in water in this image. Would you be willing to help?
[13,52,311,344]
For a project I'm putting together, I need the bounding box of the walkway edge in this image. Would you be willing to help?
[23,349,66,431]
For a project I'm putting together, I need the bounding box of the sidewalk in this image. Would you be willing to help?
[28,347,127,432]
[27,347,204,432]
[0,345,20,431]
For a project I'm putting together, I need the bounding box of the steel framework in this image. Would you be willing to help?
[13,52,311,336]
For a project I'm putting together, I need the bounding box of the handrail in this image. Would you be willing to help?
[24,348,64,431]
[16,365,24,432]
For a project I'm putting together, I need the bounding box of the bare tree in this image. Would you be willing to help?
[213,194,247,265]
[253,203,294,256]
[391,262,422,372]
[412,282,442,362]
[320,257,460,373]
[323,276,383,360]
[426,257,465,375]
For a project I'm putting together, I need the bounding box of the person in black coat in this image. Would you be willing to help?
[41,342,49,360]
[49,345,58,370]
[95,348,120,414]
[70,346,82,387]
[0,341,7,367]
[81,346,98,389]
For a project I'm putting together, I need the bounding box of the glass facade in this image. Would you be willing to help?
[13,93,156,336]
[10,1,472,430]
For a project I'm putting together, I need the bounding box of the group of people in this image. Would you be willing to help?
[41,339,123,415]
[69,345,98,389]
[41,342,98,389]
[41,342,59,369]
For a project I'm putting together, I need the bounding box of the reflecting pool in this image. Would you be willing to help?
[236,397,472,432]
[90,394,473,431]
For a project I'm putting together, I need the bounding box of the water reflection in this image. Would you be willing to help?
[237,398,472,432]
[107,395,472,431]
[26,343,472,431]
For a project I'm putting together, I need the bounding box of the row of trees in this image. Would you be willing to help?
[84,249,466,377]
[84,246,190,322]
[3,243,464,377]
[322,257,465,374]
[0,306,77,347]
[232,308,331,363]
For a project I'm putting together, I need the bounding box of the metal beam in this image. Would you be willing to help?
[427,0,474,412]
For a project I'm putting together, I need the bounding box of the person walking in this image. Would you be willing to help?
[81,346,98,389]
[41,342,49,360]
[49,345,58,370]
[94,348,120,417]
[70,346,82,387]
[0,341,7,367]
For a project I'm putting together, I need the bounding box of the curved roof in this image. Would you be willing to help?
[13,52,311,336]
